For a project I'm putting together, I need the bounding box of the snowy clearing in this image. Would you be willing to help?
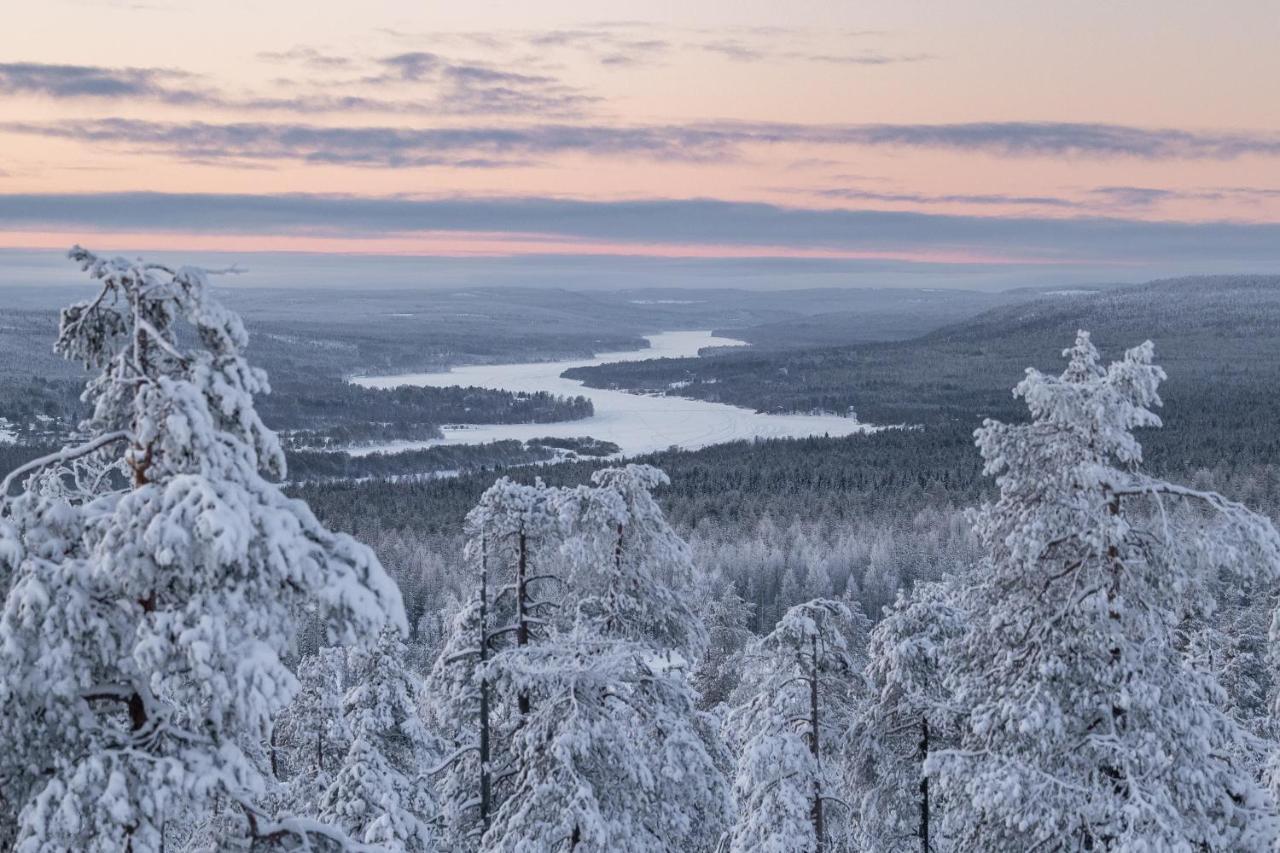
[349,331,875,457]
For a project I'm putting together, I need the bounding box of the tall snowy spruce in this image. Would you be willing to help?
[0,249,404,851]
[726,598,863,853]
[933,332,1280,850]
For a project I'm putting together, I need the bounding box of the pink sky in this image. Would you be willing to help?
[2,0,1279,267]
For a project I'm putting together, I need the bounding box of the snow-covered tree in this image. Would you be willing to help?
[274,646,350,817]
[848,580,965,853]
[933,331,1280,850]
[0,248,404,851]
[479,631,731,852]
[320,629,438,851]
[424,477,568,846]
[564,464,707,659]
[691,578,756,710]
[461,464,731,851]
[726,599,863,852]
[423,596,492,847]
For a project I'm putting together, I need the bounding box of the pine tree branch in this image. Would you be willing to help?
[0,430,129,496]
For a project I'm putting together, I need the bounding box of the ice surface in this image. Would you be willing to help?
[349,331,874,457]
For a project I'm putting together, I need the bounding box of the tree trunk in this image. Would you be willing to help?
[611,522,624,635]
[479,537,492,830]
[919,716,930,853]
[810,635,824,852]
[516,530,531,716]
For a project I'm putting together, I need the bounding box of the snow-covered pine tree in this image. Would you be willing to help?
[274,647,350,818]
[424,476,568,847]
[423,595,491,846]
[319,629,439,851]
[0,248,404,851]
[691,577,756,710]
[479,464,731,851]
[932,331,1280,850]
[479,630,731,852]
[564,464,707,658]
[476,477,566,711]
[726,598,863,853]
[848,580,965,853]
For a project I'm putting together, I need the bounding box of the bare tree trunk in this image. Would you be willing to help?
[478,537,492,830]
[516,530,531,716]
[611,522,624,635]
[919,716,930,853]
[269,725,279,780]
[810,635,824,852]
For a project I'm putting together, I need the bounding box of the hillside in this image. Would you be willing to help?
[563,276,1280,469]
[711,282,1133,349]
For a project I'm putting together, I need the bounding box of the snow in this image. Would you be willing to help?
[350,331,875,457]
[0,418,16,444]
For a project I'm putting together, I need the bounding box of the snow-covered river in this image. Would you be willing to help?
[349,330,873,457]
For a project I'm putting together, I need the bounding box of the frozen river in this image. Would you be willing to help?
[349,331,873,457]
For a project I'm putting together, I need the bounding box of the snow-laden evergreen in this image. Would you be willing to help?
[726,599,864,852]
[849,580,965,853]
[424,476,568,847]
[0,248,404,851]
[424,596,494,846]
[425,466,731,851]
[480,631,731,852]
[562,464,707,658]
[932,331,1280,850]
[319,629,439,851]
[691,577,756,710]
[273,647,350,818]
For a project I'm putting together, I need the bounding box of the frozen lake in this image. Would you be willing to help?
[350,331,873,457]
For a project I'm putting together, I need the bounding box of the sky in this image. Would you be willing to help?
[2,0,1279,288]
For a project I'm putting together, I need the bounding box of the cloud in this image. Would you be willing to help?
[1089,185,1280,207]
[0,119,732,166]
[373,52,445,82]
[0,53,594,118]
[777,121,1280,159]
[257,47,354,70]
[700,40,767,62]
[0,62,212,103]
[810,187,1079,207]
[2,191,1279,266]
[7,118,1280,167]
[265,24,909,74]
[787,52,932,65]
[371,25,673,68]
